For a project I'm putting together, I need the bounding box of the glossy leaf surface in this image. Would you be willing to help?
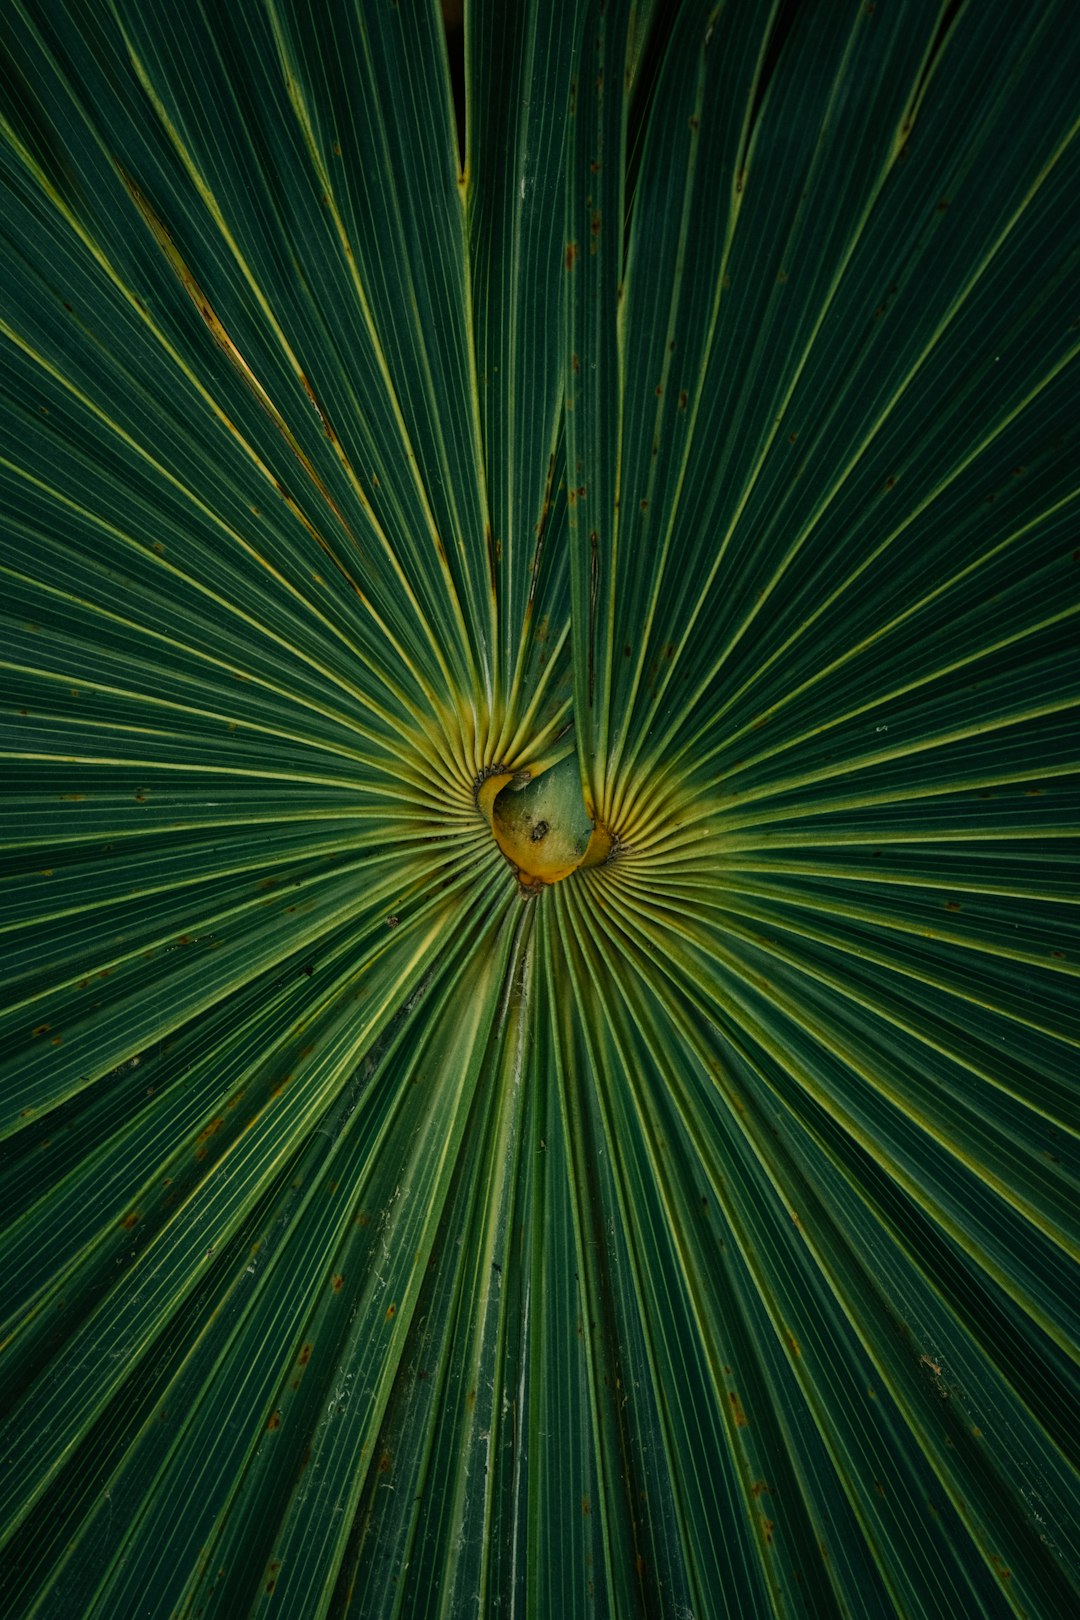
[1,2,1078,1616]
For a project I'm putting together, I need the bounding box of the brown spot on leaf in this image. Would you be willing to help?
[566,242,578,270]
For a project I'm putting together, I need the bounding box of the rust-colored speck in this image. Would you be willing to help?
[639,498,649,512]
[678,390,688,410]
[267,1410,281,1431]
[466,1387,477,1409]
[377,1448,392,1473]
[565,242,578,270]
[298,1343,313,1367]
[786,1334,802,1357]
[571,353,581,373]
[761,1517,775,1545]
[332,1274,344,1292]
[581,1496,591,1515]
[654,383,663,397]
[32,1023,51,1038]
[634,1555,646,1577]
[884,476,896,490]
[728,1391,748,1427]
[385,1302,397,1320]
[120,1211,140,1230]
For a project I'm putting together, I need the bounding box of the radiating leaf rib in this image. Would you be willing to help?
[2,2,1078,1615]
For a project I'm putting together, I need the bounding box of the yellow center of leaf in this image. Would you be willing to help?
[480,755,599,886]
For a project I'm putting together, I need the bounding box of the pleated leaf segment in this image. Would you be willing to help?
[1,2,1078,1618]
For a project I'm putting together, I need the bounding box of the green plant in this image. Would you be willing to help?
[1,1,1078,1614]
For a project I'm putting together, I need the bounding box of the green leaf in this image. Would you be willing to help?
[1,2,1078,1616]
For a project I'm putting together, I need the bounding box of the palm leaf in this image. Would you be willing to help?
[1,1,1078,1615]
